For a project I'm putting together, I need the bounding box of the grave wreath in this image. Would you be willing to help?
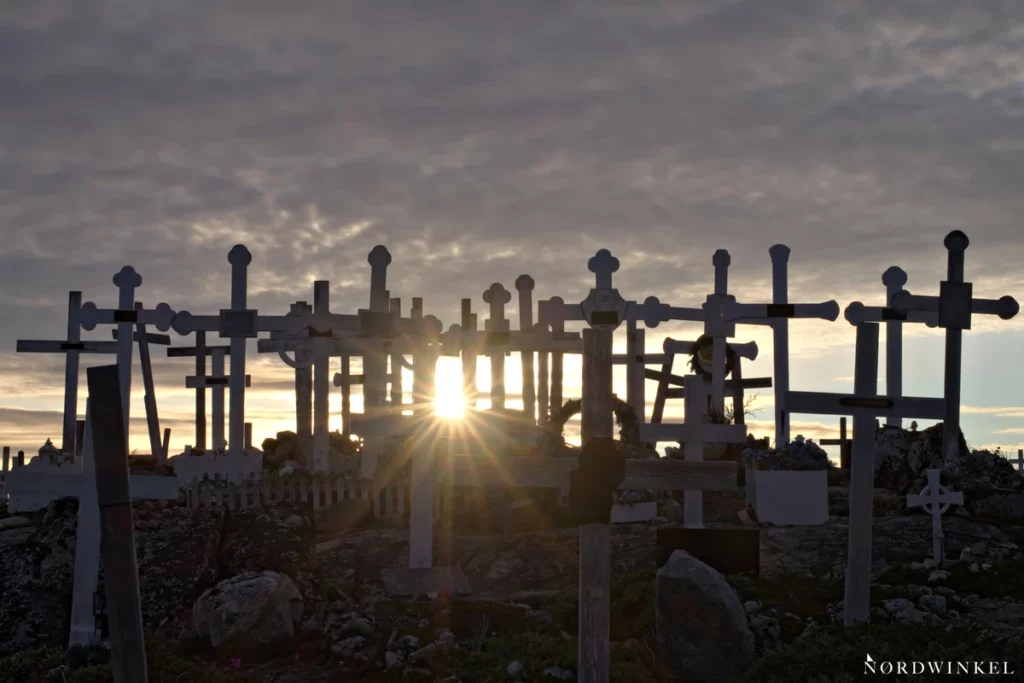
[687,333,737,382]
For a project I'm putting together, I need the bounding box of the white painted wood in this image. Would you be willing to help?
[906,468,963,565]
[889,231,1020,469]
[749,469,828,526]
[69,402,100,647]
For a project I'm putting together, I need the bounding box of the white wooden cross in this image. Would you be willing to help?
[888,230,1020,468]
[2,401,181,647]
[639,374,746,527]
[719,258,840,443]
[75,267,177,450]
[508,248,739,682]
[783,322,947,625]
[906,468,963,565]
[844,266,939,428]
[16,291,118,454]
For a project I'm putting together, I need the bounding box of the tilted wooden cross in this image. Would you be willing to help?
[784,322,948,625]
[888,230,1019,468]
[111,302,173,461]
[906,469,963,565]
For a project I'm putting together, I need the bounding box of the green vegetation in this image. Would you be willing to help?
[0,638,248,683]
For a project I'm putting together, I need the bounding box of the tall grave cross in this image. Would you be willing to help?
[906,469,964,565]
[888,230,1019,468]
[532,248,739,682]
[783,322,949,625]
[76,267,177,448]
[16,291,118,454]
[170,246,318,456]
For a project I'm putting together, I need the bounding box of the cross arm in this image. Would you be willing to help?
[844,301,938,327]
[785,391,945,420]
[17,340,119,354]
[890,292,1018,320]
[111,329,172,345]
[721,300,840,323]
[663,338,758,360]
[78,302,177,332]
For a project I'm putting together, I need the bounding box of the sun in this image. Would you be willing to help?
[433,358,465,418]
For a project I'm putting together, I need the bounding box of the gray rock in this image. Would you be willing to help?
[933,586,956,597]
[332,636,367,658]
[409,643,438,664]
[743,600,762,614]
[343,617,375,638]
[397,634,422,651]
[657,551,755,682]
[193,570,304,649]
[661,498,683,523]
[928,570,950,583]
[918,594,947,617]
[384,650,403,669]
[543,665,574,680]
[527,609,553,623]
[882,598,915,616]
[283,514,305,528]
[507,660,525,680]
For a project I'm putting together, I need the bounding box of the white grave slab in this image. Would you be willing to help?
[747,469,828,526]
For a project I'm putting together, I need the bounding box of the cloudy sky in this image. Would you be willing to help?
[2,0,1023,464]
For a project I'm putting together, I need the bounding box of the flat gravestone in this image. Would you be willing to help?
[380,566,472,597]
[657,527,760,577]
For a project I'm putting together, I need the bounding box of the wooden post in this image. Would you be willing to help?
[731,357,745,426]
[16,451,24,468]
[194,330,208,449]
[769,245,791,447]
[845,324,880,626]
[460,299,477,411]
[408,335,438,569]
[211,349,227,450]
[579,328,613,683]
[75,420,87,457]
[390,297,404,409]
[341,354,352,437]
[483,284,511,410]
[244,423,253,451]
[2,446,8,479]
[86,365,148,683]
[133,302,165,462]
[537,336,549,426]
[161,428,171,461]
[516,276,537,423]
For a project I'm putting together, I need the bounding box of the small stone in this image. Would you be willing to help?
[969,563,980,573]
[409,643,437,664]
[398,634,421,650]
[543,666,574,680]
[331,636,367,658]
[928,570,950,583]
[507,660,525,680]
[882,598,915,616]
[435,628,456,654]
[417,618,430,628]
[922,558,937,569]
[343,617,375,638]
[981,563,992,571]
[652,516,669,525]
[933,586,956,597]
[403,667,433,680]
[283,514,305,528]
[527,609,553,623]
[744,600,762,614]
[384,651,403,669]
[918,595,947,617]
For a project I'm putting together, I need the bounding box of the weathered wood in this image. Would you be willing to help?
[87,365,148,683]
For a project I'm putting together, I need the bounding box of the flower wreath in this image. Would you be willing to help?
[687,334,737,381]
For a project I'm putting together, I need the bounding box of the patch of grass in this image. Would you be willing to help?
[0,638,251,683]
[452,629,658,683]
[879,556,1024,601]
[737,621,1024,683]
[729,571,844,621]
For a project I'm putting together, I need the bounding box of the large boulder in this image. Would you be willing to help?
[193,570,304,649]
[906,423,968,476]
[873,425,913,491]
[656,550,755,682]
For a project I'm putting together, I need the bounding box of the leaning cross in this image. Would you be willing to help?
[16,291,119,454]
[889,230,1019,468]
[906,469,963,565]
